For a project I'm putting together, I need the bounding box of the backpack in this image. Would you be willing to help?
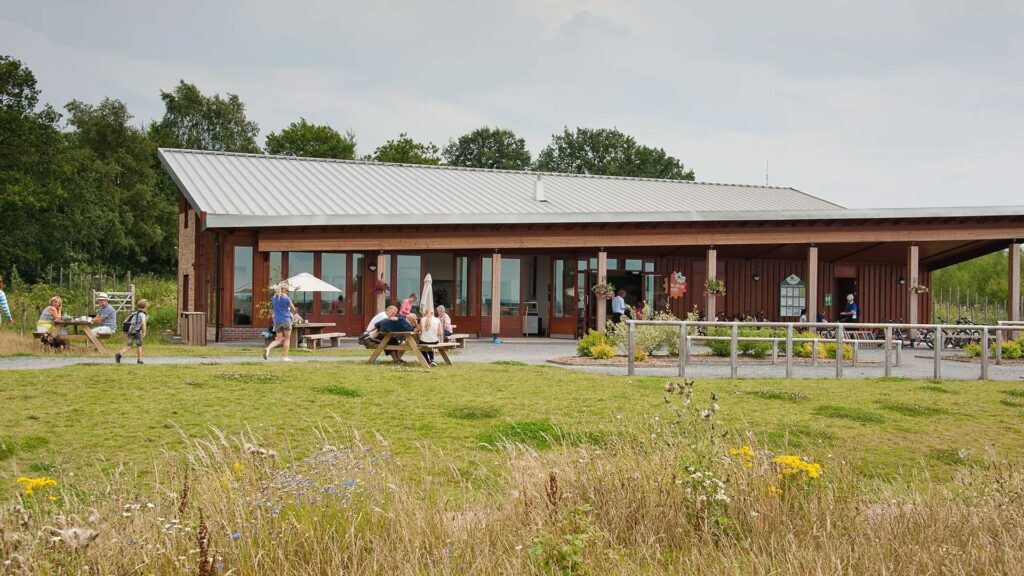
[122,311,140,334]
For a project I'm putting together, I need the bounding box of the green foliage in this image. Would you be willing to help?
[589,343,616,360]
[745,389,808,402]
[932,249,1022,307]
[535,127,695,180]
[442,126,531,170]
[369,132,440,164]
[705,327,784,358]
[605,310,682,356]
[877,401,948,417]
[812,405,885,424]
[824,342,853,360]
[149,80,260,152]
[964,342,983,357]
[445,404,501,420]
[529,504,598,576]
[265,117,356,159]
[320,385,361,398]
[576,330,608,357]
[477,421,566,450]
[491,360,527,366]
[994,340,1023,360]
[1005,389,1024,399]
[795,332,827,358]
[918,384,954,394]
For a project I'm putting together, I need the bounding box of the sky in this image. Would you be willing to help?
[2,0,1023,209]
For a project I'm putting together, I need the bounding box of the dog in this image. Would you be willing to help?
[40,332,70,352]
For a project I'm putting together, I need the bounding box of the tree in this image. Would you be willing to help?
[932,249,1023,304]
[442,126,531,170]
[368,133,440,165]
[265,118,356,159]
[535,127,695,180]
[149,81,260,153]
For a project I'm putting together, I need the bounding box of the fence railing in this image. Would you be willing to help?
[624,320,1021,381]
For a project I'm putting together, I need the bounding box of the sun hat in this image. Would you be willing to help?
[96,292,109,300]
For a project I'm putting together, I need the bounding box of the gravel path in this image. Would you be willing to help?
[2,338,1022,381]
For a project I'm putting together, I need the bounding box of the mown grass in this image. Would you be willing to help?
[2,365,1024,499]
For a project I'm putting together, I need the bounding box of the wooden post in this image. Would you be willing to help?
[596,250,608,332]
[706,247,717,320]
[375,253,387,313]
[491,252,501,337]
[807,245,818,327]
[1009,242,1021,336]
[908,244,919,341]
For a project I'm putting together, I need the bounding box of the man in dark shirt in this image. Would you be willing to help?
[839,294,859,323]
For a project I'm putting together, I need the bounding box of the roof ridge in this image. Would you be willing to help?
[157,147,804,191]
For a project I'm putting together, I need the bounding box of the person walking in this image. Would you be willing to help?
[115,300,148,364]
[611,290,627,324]
[263,283,298,361]
[0,276,12,327]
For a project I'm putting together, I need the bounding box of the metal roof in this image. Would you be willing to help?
[159,149,848,228]
[158,149,1024,229]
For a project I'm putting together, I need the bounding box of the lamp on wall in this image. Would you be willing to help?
[368,263,377,272]
[898,276,906,285]
[752,273,761,282]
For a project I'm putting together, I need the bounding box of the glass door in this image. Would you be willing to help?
[549,258,578,337]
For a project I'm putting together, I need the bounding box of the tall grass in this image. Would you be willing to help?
[3,394,1023,575]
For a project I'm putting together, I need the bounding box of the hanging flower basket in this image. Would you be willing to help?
[703,278,726,297]
[372,276,391,295]
[910,284,929,294]
[591,282,615,300]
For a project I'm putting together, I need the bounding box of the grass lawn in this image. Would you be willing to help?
[3,362,1023,499]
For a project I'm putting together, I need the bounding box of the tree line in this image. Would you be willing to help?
[1,55,695,282]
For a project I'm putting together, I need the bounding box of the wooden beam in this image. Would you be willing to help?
[597,251,608,332]
[1010,241,1021,324]
[830,242,885,262]
[491,253,501,336]
[908,244,920,330]
[706,247,717,320]
[375,253,387,313]
[807,245,818,326]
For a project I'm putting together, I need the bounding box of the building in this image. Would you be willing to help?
[159,148,1023,341]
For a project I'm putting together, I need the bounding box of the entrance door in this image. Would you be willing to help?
[549,258,578,337]
[835,277,858,322]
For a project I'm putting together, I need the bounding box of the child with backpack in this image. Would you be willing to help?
[115,300,148,364]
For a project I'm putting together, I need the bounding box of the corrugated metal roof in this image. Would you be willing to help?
[159,148,849,228]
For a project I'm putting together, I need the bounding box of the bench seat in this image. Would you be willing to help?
[448,333,470,348]
[301,331,346,350]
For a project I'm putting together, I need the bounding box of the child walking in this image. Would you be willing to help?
[115,300,148,364]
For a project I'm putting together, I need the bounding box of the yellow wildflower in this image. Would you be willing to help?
[728,445,756,468]
[768,485,783,496]
[16,476,58,496]
[773,455,823,480]
[232,461,245,475]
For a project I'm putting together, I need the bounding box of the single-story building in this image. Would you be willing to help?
[159,148,1023,341]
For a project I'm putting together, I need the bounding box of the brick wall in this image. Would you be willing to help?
[219,326,263,341]
[178,195,197,319]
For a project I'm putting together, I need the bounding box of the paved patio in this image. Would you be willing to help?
[2,337,1022,381]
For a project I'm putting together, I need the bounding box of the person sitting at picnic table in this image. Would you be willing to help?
[263,283,298,362]
[418,308,443,367]
[839,294,859,323]
[36,296,63,334]
[91,293,117,336]
[375,309,415,362]
[0,276,13,327]
[399,293,417,316]
[436,305,453,339]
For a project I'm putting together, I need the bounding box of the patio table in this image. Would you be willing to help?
[52,319,108,352]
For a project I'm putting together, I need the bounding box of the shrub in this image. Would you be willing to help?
[634,350,648,363]
[986,340,1023,360]
[706,327,783,358]
[823,342,853,360]
[577,330,607,357]
[605,310,682,356]
[589,343,616,360]
[964,342,983,357]
[705,327,731,357]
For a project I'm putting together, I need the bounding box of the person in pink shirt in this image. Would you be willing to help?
[399,293,417,316]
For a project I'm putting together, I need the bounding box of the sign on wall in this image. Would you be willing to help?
[667,271,687,298]
[779,274,806,317]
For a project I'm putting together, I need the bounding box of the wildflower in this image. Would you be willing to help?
[230,532,241,541]
[232,462,245,475]
[728,445,757,469]
[774,455,823,480]
[15,476,57,496]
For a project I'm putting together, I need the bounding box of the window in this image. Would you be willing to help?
[351,254,364,315]
[232,246,253,325]
[288,252,314,314]
[395,255,421,307]
[500,258,521,317]
[481,257,492,316]
[269,252,283,284]
[779,274,806,318]
[454,256,469,316]
[320,253,347,315]
[553,259,577,317]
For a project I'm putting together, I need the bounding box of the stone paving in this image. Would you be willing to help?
[2,338,1022,381]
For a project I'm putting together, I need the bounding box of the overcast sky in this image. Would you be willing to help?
[2,0,1023,208]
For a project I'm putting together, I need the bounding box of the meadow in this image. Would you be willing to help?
[3,362,1024,574]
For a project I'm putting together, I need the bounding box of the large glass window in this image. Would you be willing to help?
[320,253,347,315]
[395,255,421,308]
[288,252,314,314]
[232,246,253,325]
[454,256,469,316]
[351,253,364,315]
[482,257,492,316]
[501,258,521,317]
[269,252,283,284]
[553,259,577,317]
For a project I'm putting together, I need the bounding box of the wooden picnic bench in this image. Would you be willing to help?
[841,330,903,366]
[448,333,470,349]
[301,331,346,350]
[364,331,458,368]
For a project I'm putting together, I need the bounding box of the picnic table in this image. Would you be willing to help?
[365,332,458,368]
[290,322,337,349]
[52,319,108,352]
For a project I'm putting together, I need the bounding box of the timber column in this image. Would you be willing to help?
[1010,241,1021,336]
[375,253,387,313]
[705,247,718,320]
[491,252,502,338]
[908,244,919,340]
[807,245,818,326]
[596,250,608,331]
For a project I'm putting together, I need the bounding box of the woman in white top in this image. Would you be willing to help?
[417,309,443,367]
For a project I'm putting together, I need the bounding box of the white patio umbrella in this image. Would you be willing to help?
[420,273,434,315]
[279,272,343,293]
